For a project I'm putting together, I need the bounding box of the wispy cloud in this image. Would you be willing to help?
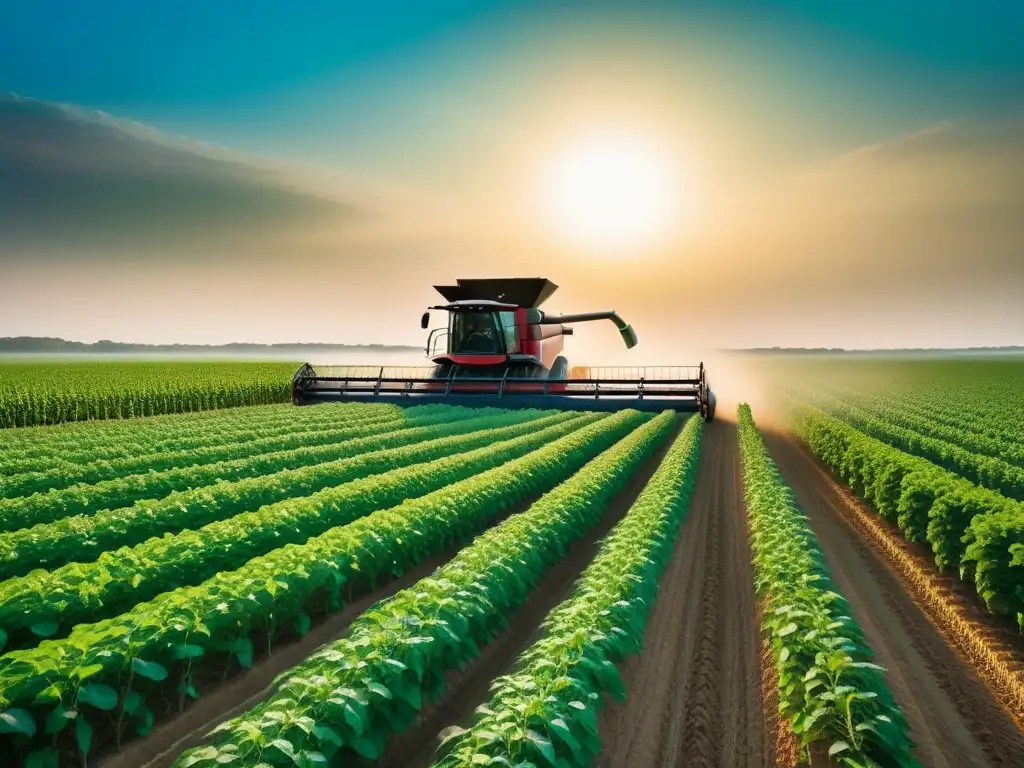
[0,94,459,258]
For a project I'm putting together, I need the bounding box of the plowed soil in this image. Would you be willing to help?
[598,421,769,768]
[765,432,1024,768]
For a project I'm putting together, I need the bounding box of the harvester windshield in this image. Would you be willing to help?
[450,311,511,354]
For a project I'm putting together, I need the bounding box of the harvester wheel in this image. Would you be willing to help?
[703,391,717,422]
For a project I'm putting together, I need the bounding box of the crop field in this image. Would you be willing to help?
[1,359,1024,768]
[0,362,297,428]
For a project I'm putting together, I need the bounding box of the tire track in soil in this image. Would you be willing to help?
[765,431,1024,768]
[597,421,767,768]
[381,419,684,768]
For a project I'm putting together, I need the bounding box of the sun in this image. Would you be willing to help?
[542,133,681,251]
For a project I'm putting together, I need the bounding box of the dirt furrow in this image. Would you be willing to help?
[679,484,724,767]
[765,431,1024,768]
[598,421,766,768]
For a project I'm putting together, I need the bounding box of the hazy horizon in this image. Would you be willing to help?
[2,2,1022,358]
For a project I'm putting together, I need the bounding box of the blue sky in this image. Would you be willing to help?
[3,0,1022,183]
[2,1,1023,349]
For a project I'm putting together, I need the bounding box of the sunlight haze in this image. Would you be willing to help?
[2,1,1021,354]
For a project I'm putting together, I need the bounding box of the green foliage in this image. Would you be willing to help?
[0,406,538,576]
[0,411,585,651]
[796,406,1024,626]
[434,415,703,767]
[0,409,647,762]
[809,396,1024,501]
[738,404,918,768]
[170,411,675,768]
[0,361,298,428]
[0,400,379,470]
[0,404,414,500]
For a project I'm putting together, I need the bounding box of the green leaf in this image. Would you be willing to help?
[76,716,93,756]
[45,706,75,735]
[170,643,206,661]
[526,729,556,765]
[131,658,168,681]
[366,681,392,700]
[32,684,62,706]
[312,723,343,747]
[395,679,422,710]
[133,705,155,736]
[548,717,580,751]
[437,724,468,752]
[25,747,59,768]
[0,628,6,652]
[178,747,218,768]
[349,733,382,760]
[270,738,298,762]
[234,637,254,669]
[79,683,119,711]
[30,620,59,637]
[123,689,144,715]
[293,612,312,637]
[829,740,851,756]
[342,700,365,736]
[0,709,37,736]
[74,663,105,682]
[777,622,798,637]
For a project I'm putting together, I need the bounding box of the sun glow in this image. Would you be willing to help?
[542,133,682,252]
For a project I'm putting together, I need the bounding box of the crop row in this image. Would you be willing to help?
[889,394,1024,447]
[842,391,1024,463]
[781,359,1024,444]
[0,364,299,430]
[434,414,702,767]
[2,406,432,499]
[0,398,378,457]
[0,408,555,579]
[0,401,398,475]
[0,362,298,428]
[737,404,917,767]
[172,411,676,767]
[0,412,594,650]
[0,410,651,765]
[806,395,1024,501]
[0,405,488,535]
[795,406,1024,632]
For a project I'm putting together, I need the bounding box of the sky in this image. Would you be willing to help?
[1,1,1022,356]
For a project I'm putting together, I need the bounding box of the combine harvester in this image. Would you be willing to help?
[292,277,716,419]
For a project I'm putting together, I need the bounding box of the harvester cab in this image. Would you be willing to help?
[292,277,716,420]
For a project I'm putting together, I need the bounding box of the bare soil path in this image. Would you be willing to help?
[597,421,768,768]
[765,432,1024,768]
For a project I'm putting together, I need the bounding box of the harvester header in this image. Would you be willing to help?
[292,276,715,420]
